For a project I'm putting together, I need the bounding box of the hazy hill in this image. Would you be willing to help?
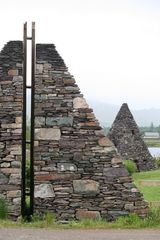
[26,92,160,127]
[87,99,160,127]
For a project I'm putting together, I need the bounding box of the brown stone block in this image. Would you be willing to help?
[98,137,114,147]
[0,168,20,174]
[1,123,21,129]
[60,140,85,149]
[16,117,22,124]
[86,113,95,119]
[76,209,101,220]
[63,78,75,85]
[73,97,89,109]
[35,173,80,181]
[79,121,99,127]
[7,190,21,198]
[0,185,20,191]
[0,96,14,102]
[111,157,123,165]
[0,81,12,85]
[134,208,148,216]
[8,69,18,76]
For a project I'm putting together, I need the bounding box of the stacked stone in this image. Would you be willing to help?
[108,103,155,171]
[0,41,23,218]
[34,44,148,221]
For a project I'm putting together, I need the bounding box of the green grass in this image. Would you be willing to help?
[1,170,160,229]
[136,186,160,201]
[144,139,160,147]
[1,208,160,229]
[133,170,160,201]
[133,170,160,181]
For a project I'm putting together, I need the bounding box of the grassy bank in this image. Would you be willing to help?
[0,207,160,229]
[133,170,160,201]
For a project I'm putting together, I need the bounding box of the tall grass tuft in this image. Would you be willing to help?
[0,198,8,219]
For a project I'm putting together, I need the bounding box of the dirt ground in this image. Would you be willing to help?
[0,228,160,240]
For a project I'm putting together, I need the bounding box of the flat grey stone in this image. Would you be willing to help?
[35,117,45,127]
[35,184,55,198]
[57,163,77,172]
[73,180,99,196]
[103,167,129,177]
[35,128,61,140]
[46,116,73,127]
[0,173,8,184]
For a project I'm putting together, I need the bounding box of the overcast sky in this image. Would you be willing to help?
[1,0,160,110]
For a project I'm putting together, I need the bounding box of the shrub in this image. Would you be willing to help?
[123,160,137,175]
[0,198,8,219]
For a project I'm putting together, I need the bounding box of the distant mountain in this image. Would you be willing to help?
[26,92,160,127]
[87,99,160,127]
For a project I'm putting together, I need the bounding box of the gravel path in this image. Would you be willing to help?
[0,228,160,240]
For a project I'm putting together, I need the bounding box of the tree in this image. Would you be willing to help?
[149,122,154,132]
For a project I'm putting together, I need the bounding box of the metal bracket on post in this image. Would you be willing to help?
[22,22,35,218]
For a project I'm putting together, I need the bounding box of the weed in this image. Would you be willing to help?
[44,212,56,225]
[124,160,137,175]
[0,198,8,219]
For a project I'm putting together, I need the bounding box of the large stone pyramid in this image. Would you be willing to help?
[108,103,155,171]
[34,44,148,220]
[0,41,148,220]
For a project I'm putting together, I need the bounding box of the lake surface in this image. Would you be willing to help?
[148,147,160,157]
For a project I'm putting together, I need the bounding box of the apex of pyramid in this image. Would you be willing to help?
[36,43,67,70]
[115,103,134,121]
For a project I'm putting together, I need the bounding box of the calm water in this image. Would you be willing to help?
[148,147,160,157]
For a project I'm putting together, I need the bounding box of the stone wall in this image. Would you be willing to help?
[34,44,148,221]
[108,103,155,171]
[0,41,23,218]
[0,41,149,220]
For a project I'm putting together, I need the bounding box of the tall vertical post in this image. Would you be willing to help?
[30,22,35,216]
[22,22,35,218]
[22,22,27,218]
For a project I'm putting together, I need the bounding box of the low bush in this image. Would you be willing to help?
[123,160,137,175]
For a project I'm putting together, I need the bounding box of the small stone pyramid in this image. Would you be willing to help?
[34,45,148,220]
[108,103,155,171]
